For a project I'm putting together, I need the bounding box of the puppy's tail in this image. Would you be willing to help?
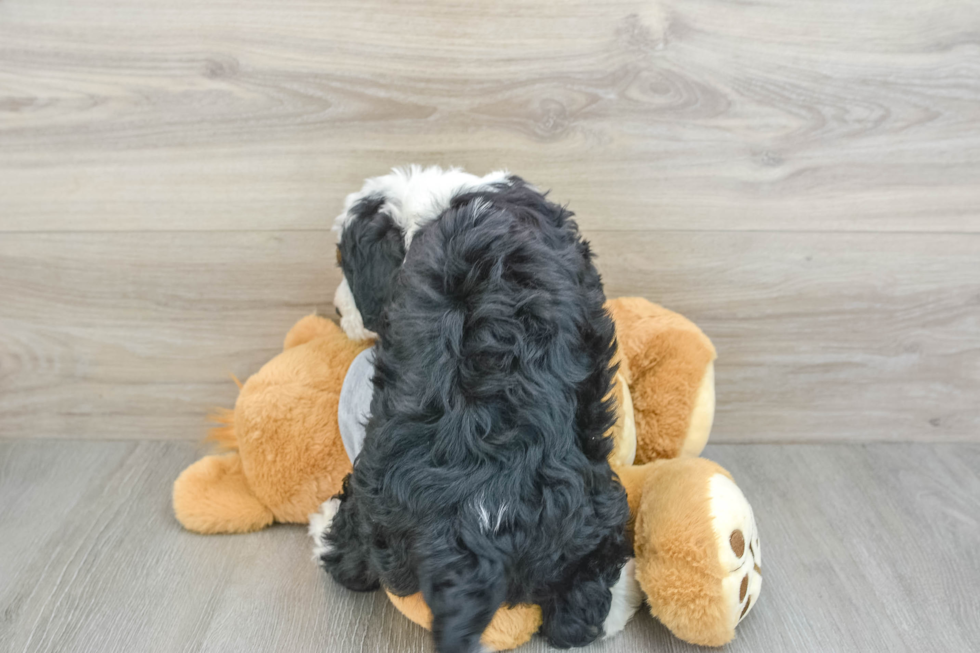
[423,552,507,653]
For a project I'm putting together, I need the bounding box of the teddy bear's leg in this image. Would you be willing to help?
[708,472,762,630]
[632,458,762,647]
[309,479,380,592]
[172,453,275,534]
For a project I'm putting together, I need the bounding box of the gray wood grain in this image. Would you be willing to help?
[1,440,977,652]
[589,230,980,444]
[1,0,979,234]
[0,232,340,441]
[2,231,977,442]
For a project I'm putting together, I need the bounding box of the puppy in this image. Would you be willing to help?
[318,167,631,652]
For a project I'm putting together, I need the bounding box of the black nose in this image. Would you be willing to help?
[336,307,343,317]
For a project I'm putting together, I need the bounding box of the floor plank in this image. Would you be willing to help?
[2,231,977,442]
[1,0,978,233]
[0,440,977,652]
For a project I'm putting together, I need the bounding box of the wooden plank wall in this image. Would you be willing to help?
[1,0,978,442]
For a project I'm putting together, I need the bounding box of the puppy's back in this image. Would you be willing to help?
[359,181,629,652]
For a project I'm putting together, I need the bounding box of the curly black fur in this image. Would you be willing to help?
[322,179,630,652]
[337,195,406,332]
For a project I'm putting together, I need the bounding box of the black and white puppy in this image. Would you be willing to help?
[315,167,635,653]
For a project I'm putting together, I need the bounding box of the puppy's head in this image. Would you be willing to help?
[333,166,513,340]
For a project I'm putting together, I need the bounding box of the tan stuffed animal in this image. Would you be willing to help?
[173,297,761,648]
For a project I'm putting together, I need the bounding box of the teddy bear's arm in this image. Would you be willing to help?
[605,297,717,462]
[173,453,274,534]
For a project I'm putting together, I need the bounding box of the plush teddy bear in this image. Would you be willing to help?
[172,297,761,648]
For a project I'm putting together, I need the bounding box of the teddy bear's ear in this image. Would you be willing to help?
[173,453,274,534]
[283,314,343,350]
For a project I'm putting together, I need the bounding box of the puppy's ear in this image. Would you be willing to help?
[338,197,406,333]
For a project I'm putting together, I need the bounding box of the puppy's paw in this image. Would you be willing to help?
[309,498,341,563]
[603,558,643,638]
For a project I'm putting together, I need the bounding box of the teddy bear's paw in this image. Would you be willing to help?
[709,474,762,629]
[308,497,341,563]
[603,558,643,638]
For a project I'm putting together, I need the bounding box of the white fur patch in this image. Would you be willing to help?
[334,165,511,248]
[475,499,508,534]
[603,558,643,638]
[334,276,377,342]
[309,498,341,563]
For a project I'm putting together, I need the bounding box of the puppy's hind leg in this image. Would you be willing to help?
[309,475,379,592]
[539,533,630,648]
[422,545,506,653]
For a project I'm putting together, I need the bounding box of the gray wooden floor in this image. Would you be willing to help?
[1,440,977,653]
